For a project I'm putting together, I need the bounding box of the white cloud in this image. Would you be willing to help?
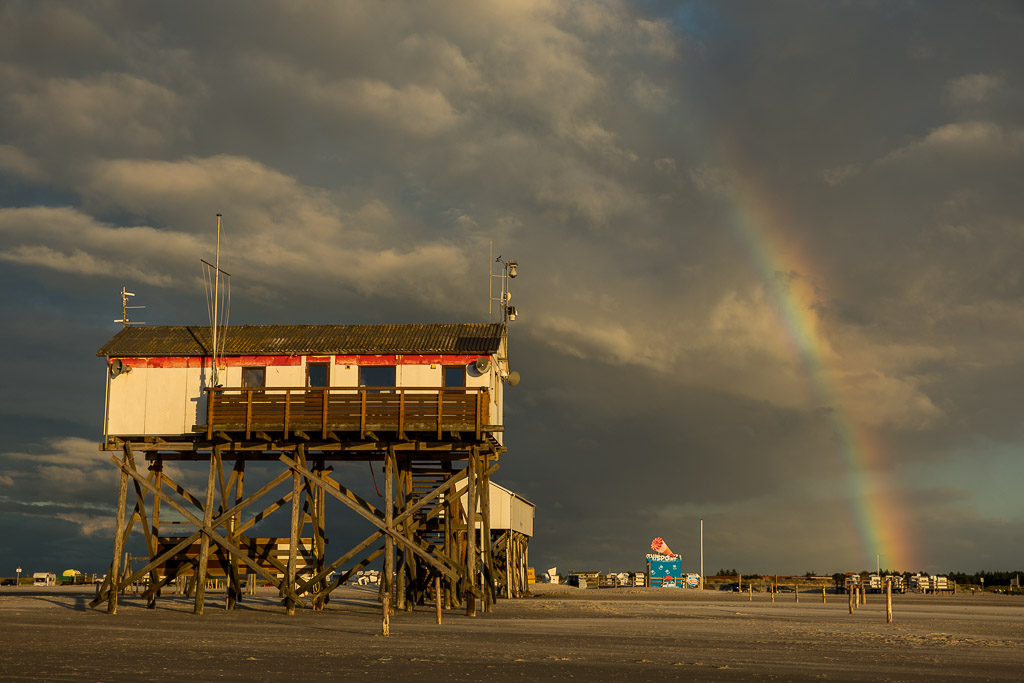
[945,73,1003,105]
[0,206,201,286]
[880,121,1024,163]
[9,72,185,152]
[0,144,45,182]
[689,164,740,199]
[821,163,861,186]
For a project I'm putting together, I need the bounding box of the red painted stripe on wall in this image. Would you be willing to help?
[117,354,484,368]
[126,356,303,369]
[334,354,481,365]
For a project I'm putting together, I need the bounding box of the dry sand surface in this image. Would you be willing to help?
[1,583,1022,681]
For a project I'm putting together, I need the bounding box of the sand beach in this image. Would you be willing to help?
[1,583,1021,681]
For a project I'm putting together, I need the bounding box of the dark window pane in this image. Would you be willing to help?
[307,363,329,387]
[360,366,395,392]
[242,367,266,388]
[443,365,465,387]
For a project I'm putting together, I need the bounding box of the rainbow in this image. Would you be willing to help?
[724,175,914,572]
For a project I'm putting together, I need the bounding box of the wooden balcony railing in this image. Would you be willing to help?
[204,386,491,441]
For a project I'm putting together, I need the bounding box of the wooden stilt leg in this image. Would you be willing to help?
[227,458,245,610]
[107,445,131,614]
[147,459,163,609]
[384,447,395,616]
[286,445,304,616]
[503,531,510,599]
[435,575,442,625]
[465,449,477,617]
[312,459,326,610]
[480,454,494,613]
[396,457,407,611]
[194,446,220,615]
[443,460,454,610]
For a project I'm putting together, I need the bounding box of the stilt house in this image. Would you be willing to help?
[92,322,528,615]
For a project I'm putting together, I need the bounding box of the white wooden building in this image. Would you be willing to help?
[97,323,510,444]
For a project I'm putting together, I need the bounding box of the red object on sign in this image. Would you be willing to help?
[651,537,675,557]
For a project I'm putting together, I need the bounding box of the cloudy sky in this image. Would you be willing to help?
[2,1,1023,579]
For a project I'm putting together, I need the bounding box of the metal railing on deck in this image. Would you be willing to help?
[204,386,490,440]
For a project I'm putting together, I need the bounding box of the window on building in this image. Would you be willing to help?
[443,365,465,388]
[242,367,266,389]
[307,362,329,388]
[360,365,396,392]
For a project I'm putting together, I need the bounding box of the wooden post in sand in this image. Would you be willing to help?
[822,586,826,603]
[435,575,442,625]
[860,584,866,606]
[382,593,390,636]
[886,579,893,624]
[848,585,854,614]
[795,584,799,602]
[465,450,477,618]
[748,585,752,601]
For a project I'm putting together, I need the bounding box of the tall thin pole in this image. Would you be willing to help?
[699,518,704,590]
[212,214,222,386]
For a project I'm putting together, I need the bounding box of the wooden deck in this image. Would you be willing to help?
[204,386,492,440]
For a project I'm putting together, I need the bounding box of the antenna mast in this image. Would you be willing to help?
[202,214,231,387]
[213,213,221,385]
[488,251,521,385]
[489,255,518,323]
[114,286,145,327]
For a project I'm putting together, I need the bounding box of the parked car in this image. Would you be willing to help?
[1,579,16,586]
[719,582,741,592]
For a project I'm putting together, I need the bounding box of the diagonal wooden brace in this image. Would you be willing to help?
[279,453,458,581]
[109,454,307,608]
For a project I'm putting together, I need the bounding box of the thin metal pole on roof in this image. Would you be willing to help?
[212,214,221,387]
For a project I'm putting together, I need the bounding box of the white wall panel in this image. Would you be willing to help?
[144,367,188,434]
[107,369,147,434]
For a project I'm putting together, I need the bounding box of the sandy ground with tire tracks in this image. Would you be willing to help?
[1,583,1021,681]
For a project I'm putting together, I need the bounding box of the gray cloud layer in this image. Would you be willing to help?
[1,1,1023,576]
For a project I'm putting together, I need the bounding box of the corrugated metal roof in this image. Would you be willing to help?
[97,323,505,357]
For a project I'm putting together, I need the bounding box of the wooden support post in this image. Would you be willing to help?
[285,445,304,616]
[194,446,220,615]
[382,592,390,637]
[312,459,326,610]
[504,531,512,599]
[849,584,854,614]
[480,453,494,612]
[822,586,826,603]
[384,446,395,616]
[465,449,477,617]
[147,458,163,609]
[435,575,442,625]
[107,445,131,614]
[396,458,408,612]
[795,584,799,602]
[227,458,245,610]
[886,579,893,624]
[748,585,752,601]
[443,460,454,610]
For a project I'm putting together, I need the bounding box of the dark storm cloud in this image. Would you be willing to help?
[1,0,1022,576]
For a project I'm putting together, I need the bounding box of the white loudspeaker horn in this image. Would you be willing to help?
[507,370,520,386]
[109,359,132,377]
[474,356,491,373]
